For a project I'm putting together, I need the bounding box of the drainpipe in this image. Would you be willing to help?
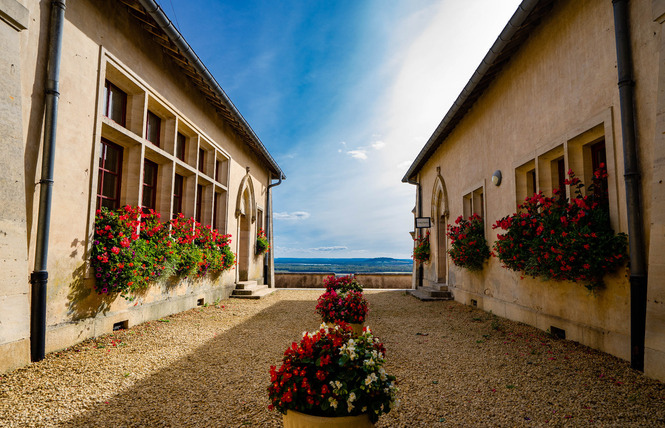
[612,0,648,372]
[30,0,66,362]
[264,174,283,287]
[406,177,423,289]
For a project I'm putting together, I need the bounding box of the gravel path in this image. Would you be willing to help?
[1,289,664,427]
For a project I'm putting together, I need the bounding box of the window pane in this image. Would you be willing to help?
[104,145,120,172]
[176,133,186,161]
[144,161,157,186]
[142,187,154,208]
[102,175,118,199]
[104,81,127,126]
[101,198,116,210]
[146,111,161,146]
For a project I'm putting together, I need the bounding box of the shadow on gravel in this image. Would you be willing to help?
[64,298,324,427]
[63,290,665,427]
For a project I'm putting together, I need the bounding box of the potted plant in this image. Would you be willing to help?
[256,228,269,256]
[492,166,627,290]
[412,231,430,264]
[316,289,369,335]
[323,274,363,293]
[447,214,491,271]
[268,324,398,426]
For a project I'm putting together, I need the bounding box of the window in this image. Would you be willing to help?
[462,186,485,235]
[212,192,220,230]
[526,169,536,197]
[553,157,565,197]
[215,160,221,182]
[146,110,161,147]
[173,174,184,217]
[103,80,127,126]
[176,133,186,161]
[257,208,264,233]
[463,187,484,219]
[97,139,123,210]
[195,184,203,223]
[142,159,158,210]
[198,148,205,173]
[590,140,608,202]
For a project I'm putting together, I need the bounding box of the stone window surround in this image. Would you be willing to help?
[86,50,236,274]
[512,108,620,231]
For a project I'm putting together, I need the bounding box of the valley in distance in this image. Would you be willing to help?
[274,257,413,274]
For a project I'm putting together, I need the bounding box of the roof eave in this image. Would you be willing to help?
[132,0,285,180]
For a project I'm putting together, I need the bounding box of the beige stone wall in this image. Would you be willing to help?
[1,0,275,373]
[0,0,30,373]
[645,0,665,382]
[276,273,411,289]
[414,0,663,379]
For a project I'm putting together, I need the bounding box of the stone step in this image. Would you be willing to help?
[232,284,268,296]
[407,286,454,301]
[230,286,277,300]
[430,283,450,292]
[235,280,258,290]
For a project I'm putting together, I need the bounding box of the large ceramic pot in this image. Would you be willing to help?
[283,410,374,428]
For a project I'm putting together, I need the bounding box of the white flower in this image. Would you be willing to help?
[379,367,387,381]
[365,372,378,386]
[347,402,355,412]
[329,397,338,409]
[348,392,356,403]
[361,406,367,413]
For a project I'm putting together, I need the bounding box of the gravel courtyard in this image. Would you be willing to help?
[1,289,664,427]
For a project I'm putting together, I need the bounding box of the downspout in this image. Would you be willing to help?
[30,0,66,362]
[264,174,283,287]
[406,177,423,289]
[612,0,648,372]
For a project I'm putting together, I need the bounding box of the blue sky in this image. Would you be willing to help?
[158,0,522,259]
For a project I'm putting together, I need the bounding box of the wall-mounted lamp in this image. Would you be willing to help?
[491,170,502,186]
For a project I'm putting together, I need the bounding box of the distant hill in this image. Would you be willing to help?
[274,257,413,274]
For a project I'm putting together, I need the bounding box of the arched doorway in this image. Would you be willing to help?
[432,171,449,284]
[235,172,256,282]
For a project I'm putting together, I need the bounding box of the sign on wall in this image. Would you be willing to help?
[415,217,431,229]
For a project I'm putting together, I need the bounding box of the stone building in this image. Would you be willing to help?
[0,0,284,373]
[403,0,665,381]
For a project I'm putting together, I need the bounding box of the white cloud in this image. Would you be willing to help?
[274,211,311,221]
[371,140,386,150]
[310,246,348,252]
[397,160,412,170]
[347,150,368,160]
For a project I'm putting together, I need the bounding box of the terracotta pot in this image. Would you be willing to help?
[283,410,374,428]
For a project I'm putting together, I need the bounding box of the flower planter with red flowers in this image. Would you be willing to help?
[256,228,269,256]
[412,231,430,264]
[492,167,627,291]
[323,274,363,293]
[447,214,491,271]
[91,206,235,299]
[316,289,369,327]
[268,324,398,425]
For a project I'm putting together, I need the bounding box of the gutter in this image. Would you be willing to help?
[264,174,284,286]
[406,177,423,289]
[612,0,648,372]
[136,0,284,180]
[402,0,544,183]
[30,0,66,362]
